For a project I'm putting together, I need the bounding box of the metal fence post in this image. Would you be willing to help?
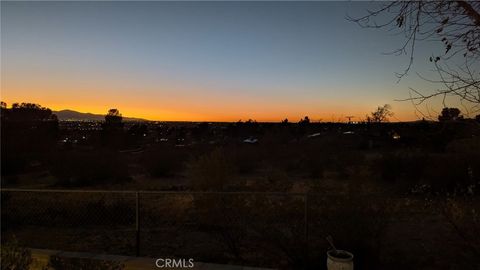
[304,193,309,268]
[135,191,140,257]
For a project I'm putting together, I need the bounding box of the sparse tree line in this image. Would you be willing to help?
[1,101,480,269]
[2,101,479,193]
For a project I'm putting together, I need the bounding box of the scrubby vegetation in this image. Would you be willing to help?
[44,256,124,270]
[1,238,32,270]
[2,104,480,269]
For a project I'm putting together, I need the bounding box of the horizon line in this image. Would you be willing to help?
[2,101,424,123]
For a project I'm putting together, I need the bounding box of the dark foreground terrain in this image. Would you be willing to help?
[2,105,480,269]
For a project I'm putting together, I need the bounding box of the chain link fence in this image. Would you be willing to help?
[1,188,479,269]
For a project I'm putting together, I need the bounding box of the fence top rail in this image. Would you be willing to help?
[0,188,421,199]
[0,188,309,196]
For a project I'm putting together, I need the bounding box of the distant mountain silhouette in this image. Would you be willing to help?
[54,109,147,121]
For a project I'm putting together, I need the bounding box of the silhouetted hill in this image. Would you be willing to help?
[54,110,147,121]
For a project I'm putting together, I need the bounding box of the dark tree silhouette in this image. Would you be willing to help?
[438,107,463,121]
[105,109,123,124]
[103,108,124,130]
[1,103,58,175]
[4,103,57,122]
[299,116,310,124]
[101,109,124,148]
[349,1,480,113]
[0,102,58,128]
[296,116,311,138]
[367,104,394,123]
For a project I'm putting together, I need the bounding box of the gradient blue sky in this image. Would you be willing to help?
[2,1,448,121]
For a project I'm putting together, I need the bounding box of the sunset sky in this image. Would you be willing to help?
[1,1,451,122]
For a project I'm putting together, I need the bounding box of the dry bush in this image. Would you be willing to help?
[229,145,263,175]
[442,197,480,260]
[260,166,291,191]
[44,256,123,270]
[372,151,427,189]
[48,150,130,186]
[446,137,480,154]
[247,195,306,269]
[141,145,189,177]
[300,145,330,179]
[262,144,303,173]
[422,154,476,194]
[332,151,366,179]
[187,148,246,259]
[187,148,235,191]
[1,237,32,270]
[192,194,249,261]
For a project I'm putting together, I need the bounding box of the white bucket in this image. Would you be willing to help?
[326,250,354,270]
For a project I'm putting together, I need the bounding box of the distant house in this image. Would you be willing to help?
[243,137,258,144]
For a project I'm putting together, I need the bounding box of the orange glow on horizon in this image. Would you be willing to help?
[1,97,417,123]
[2,84,418,123]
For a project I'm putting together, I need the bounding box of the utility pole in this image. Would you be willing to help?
[345,116,355,124]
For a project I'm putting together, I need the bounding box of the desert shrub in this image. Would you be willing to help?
[48,150,130,186]
[194,193,306,266]
[373,151,427,186]
[303,158,326,178]
[142,145,189,177]
[264,144,302,173]
[263,166,290,184]
[333,151,365,179]
[247,166,292,192]
[299,136,366,179]
[300,145,330,179]
[187,148,235,190]
[247,196,306,269]
[469,155,480,192]
[45,255,123,270]
[373,150,478,194]
[1,238,32,270]
[192,194,249,261]
[229,145,262,174]
[441,197,480,261]
[422,154,473,193]
[0,152,28,176]
[374,152,401,183]
[446,137,480,154]
[261,126,295,147]
[445,138,480,194]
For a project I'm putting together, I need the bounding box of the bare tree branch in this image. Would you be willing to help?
[349,1,480,116]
